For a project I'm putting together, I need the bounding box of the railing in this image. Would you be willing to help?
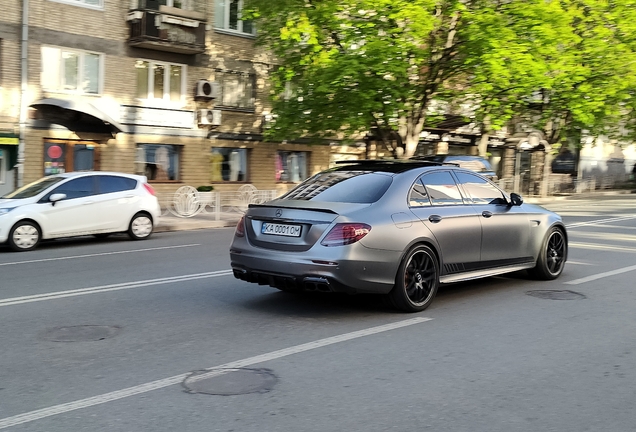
[158,185,279,220]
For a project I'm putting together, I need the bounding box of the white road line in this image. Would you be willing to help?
[566,215,636,229]
[565,263,636,285]
[566,261,594,266]
[0,317,432,430]
[0,270,233,307]
[0,244,201,267]
[569,242,636,253]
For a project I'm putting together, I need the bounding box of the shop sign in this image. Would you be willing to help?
[420,132,476,145]
[120,105,195,129]
[0,137,19,145]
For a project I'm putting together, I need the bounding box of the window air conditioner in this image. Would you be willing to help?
[198,109,222,127]
[195,80,219,99]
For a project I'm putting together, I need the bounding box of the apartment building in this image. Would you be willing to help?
[0,0,331,197]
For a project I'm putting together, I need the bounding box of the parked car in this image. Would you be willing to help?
[0,172,160,251]
[230,160,567,312]
[414,155,498,181]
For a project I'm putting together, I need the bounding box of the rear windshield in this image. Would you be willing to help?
[281,171,393,203]
[2,176,65,199]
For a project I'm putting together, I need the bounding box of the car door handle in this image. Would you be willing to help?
[428,215,442,223]
[83,201,95,205]
[482,211,493,218]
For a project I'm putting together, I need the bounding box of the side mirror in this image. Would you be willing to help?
[49,193,67,206]
[509,193,524,206]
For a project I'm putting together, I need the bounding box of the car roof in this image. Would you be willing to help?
[53,171,146,181]
[333,159,456,174]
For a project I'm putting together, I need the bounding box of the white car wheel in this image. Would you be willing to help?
[9,221,41,252]
[128,213,153,240]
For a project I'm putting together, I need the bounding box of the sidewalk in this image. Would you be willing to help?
[154,189,635,233]
[154,211,241,233]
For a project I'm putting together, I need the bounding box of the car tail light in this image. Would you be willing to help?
[143,183,156,196]
[235,216,245,237]
[321,223,371,246]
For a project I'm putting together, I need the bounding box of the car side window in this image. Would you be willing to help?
[421,171,464,206]
[48,177,96,200]
[97,175,137,194]
[408,179,431,207]
[456,172,506,205]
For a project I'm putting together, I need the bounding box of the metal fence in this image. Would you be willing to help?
[158,185,279,220]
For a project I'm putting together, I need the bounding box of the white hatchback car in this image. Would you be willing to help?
[0,172,161,251]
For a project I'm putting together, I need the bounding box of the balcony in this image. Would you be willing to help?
[128,0,207,55]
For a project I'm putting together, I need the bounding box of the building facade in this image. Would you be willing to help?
[0,0,331,198]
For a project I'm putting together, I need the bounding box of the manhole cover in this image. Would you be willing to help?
[526,290,586,300]
[41,325,121,342]
[182,368,278,396]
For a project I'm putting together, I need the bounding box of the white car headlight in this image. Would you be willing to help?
[0,208,15,216]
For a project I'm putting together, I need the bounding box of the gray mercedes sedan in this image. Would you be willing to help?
[230,160,567,312]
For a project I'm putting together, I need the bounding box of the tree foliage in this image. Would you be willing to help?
[244,0,636,156]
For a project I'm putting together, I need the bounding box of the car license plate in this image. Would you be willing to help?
[261,222,302,237]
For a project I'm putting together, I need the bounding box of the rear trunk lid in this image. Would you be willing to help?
[244,199,369,251]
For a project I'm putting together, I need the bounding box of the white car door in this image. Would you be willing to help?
[38,176,100,237]
[93,175,139,231]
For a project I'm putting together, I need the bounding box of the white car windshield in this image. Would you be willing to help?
[2,176,65,199]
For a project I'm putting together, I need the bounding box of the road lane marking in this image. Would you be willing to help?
[567,261,594,266]
[566,215,636,229]
[569,242,636,253]
[0,244,201,267]
[0,270,233,307]
[0,317,432,429]
[565,263,636,285]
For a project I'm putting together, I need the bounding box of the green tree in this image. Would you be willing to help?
[517,0,636,148]
[245,0,573,157]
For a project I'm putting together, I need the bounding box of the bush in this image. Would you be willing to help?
[196,185,214,192]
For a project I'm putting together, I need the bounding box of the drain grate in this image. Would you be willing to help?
[182,368,278,396]
[526,290,586,300]
[41,325,121,342]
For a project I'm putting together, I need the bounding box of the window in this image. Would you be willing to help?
[456,172,506,205]
[135,144,181,181]
[420,171,464,206]
[135,60,186,105]
[49,0,103,9]
[49,177,96,200]
[409,180,431,207]
[211,148,248,182]
[277,151,308,183]
[216,71,254,109]
[161,0,187,7]
[41,46,102,94]
[97,175,137,194]
[215,0,255,35]
[282,171,392,203]
[0,149,5,185]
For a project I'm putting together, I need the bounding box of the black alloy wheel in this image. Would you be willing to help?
[388,244,439,312]
[529,227,567,280]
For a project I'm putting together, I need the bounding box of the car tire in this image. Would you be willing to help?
[528,227,567,280]
[387,244,439,312]
[128,212,153,240]
[9,220,41,252]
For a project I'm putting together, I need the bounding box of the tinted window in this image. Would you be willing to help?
[97,175,137,194]
[421,171,464,206]
[2,176,65,199]
[409,179,431,207]
[281,171,392,203]
[49,177,95,200]
[456,172,506,205]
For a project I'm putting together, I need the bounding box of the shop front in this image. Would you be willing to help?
[0,133,19,196]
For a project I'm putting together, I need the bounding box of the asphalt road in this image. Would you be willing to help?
[1,194,635,432]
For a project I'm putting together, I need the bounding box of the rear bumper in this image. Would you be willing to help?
[230,244,400,295]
